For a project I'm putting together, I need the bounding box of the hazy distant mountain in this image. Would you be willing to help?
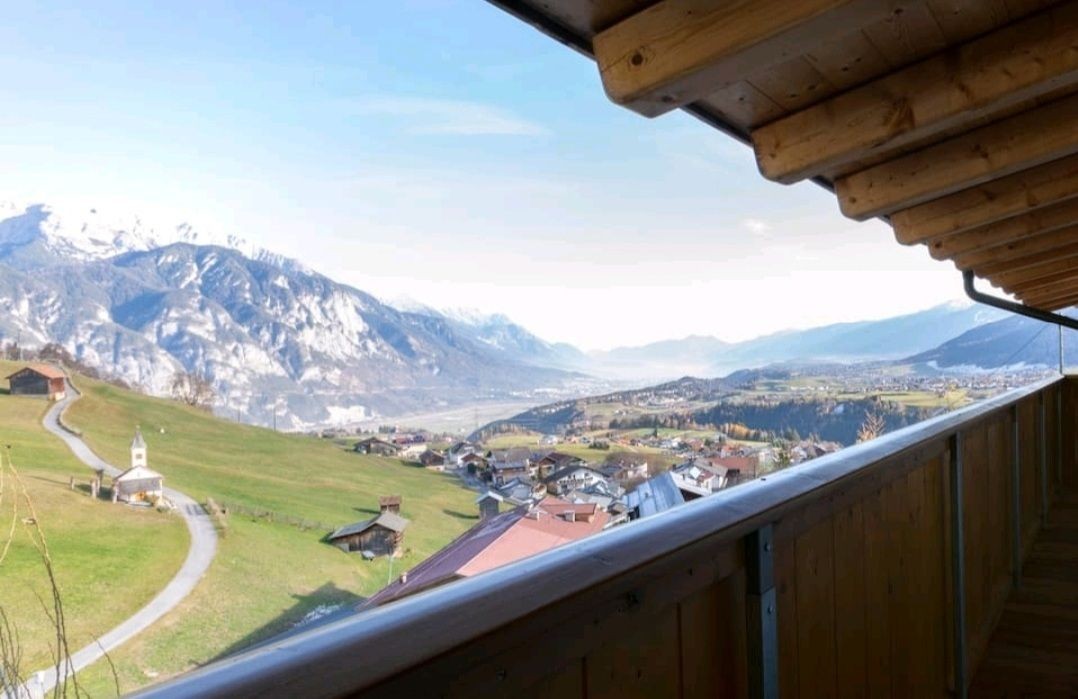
[708,302,1008,371]
[588,335,730,380]
[907,313,1078,370]
[582,303,1007,380]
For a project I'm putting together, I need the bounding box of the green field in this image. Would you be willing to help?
[0,362,188,680]
[35,374,479,695]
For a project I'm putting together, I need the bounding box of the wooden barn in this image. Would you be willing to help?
[353,437,401,457]
[6,364,66,400]
[379,495,402,514]
[327,512,409,557]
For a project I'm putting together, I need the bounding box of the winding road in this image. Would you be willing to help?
[30,382,217,694]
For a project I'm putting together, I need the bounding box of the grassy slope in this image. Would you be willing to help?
[0,362,187,676]
[63,376,476,695]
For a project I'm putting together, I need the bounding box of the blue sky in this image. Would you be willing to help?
[0,1,965,350]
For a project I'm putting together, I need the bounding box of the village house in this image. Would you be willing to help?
[399,443,428,461]
[598,460,649,484]
[542,465,608,496]
[533,451,586,480]
[112,428,165,505]
[353,437,401,456]
[447,441,481,466]
[327,511,409,558]
[6,364,66,400]
[418,449,446,470]
[624,471,685,521]
[364,497,609,607]
[493,478,544,507]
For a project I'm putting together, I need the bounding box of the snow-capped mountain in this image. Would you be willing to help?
[0,202,304,272]
[0,204,581,428]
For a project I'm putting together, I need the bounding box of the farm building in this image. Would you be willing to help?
[327,512,409,557]
[6,364,66,400]
[353,437,401,456]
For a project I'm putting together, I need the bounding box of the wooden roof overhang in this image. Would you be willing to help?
[489,0,1078,312]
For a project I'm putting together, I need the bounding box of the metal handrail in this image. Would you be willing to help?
[135,375,1064,698]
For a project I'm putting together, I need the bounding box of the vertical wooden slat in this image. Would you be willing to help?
[774,537,799,699]
[862,483,892,699]
[518,659,586,699]
[889,467,920,698]
[794,517,837,698]
[962,423,987,651]
[680,572,749,699]
[585,607,681,699]
[832,502,867,699]
[921,454,950,696]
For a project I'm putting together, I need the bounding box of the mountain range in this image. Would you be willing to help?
[0,202,1067,429]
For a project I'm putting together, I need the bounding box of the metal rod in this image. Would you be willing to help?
[1059,386,1065,490]
[746,525,778,699]
[1012,405,1023,589]
[1060,324,1065,374]
[963,270,1078,331]
[950,432,968,699]
[1040,394,1049,526]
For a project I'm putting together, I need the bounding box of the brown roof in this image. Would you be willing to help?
[365,496,608,607]
[6,364,66,381]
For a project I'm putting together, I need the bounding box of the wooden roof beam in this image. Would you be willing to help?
[836,93,1078,220]
[753,3,1078,184]
[953,224,1078,273]
[925,196,1078,261]
[891,154,1078,245]
[979,242,1078,280]
[592,0,900,118]
[996,256,1078,290]
[1040,297,1078,311]
[1018,282,1078,308]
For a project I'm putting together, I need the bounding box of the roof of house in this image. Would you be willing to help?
[355,437,399,449]
[625,471,685,520]
[329,511,410,540]
[114,465,164,483]
[476,490,504,503]
[542,464,603,484]
[365,496,608,607]
[6,363,66,381]
[537,451,582,466]
[706,456,757,475]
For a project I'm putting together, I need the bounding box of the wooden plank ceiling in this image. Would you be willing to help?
[490,0,1078,310]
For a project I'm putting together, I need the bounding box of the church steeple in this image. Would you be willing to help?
[131,426,147,469]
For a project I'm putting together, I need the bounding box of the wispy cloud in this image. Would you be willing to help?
[742,217,771,235]
[351,96,548,136]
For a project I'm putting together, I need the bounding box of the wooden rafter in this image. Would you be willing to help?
[953,225,1078,273]
[891,154,1078,245]
[1004,264,1078,293]
[925,197,1078,261]
[836,94,1078,220]
[592,0,898,117]
[752,3,1078,184]
[978,242,1078,279]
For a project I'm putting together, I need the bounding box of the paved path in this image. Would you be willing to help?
[28,382,218,694]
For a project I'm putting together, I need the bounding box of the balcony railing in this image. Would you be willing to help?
[135,375,1072,698]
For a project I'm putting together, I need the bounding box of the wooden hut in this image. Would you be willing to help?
[327,512,409,557]
[6,364,66,400]
[379,495,402,514]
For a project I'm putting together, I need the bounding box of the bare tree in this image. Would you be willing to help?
[170,370,216,411]
[857,409,887,443]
